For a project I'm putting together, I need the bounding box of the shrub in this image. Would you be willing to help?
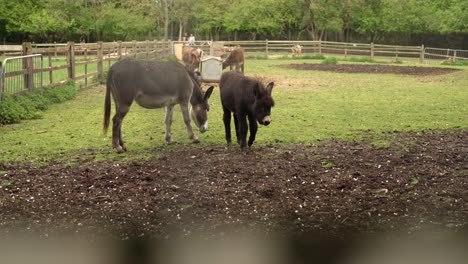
[245,55,268,60]
[14,95,42,120]
[0,96,26,124]
[442,60,468,66]
[392,58,404,64]
[25,90,51,111]
[42,83,77,103]
[302,54,326,60]
[347,57,376,63]
[322,56,338,65]
[160,55,179,62]
[0,82,76,125]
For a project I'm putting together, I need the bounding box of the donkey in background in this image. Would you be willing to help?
[104,58,214,153]
[222,47,245,72]
[219,71,275,149]
[182,46,204,72]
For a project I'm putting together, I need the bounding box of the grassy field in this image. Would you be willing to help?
[0,59,467,164]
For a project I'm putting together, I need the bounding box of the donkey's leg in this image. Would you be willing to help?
[247,114,258,147]
[180,103,200,143]
[112,104,130,153]
[233,113,240,144]
[165,105,174,144]
[236,113,248,149]
[222,106,232,144]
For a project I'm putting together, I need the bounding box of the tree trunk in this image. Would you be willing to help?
[178,18,184,41]
[92,0,101,41]
[162,0,170,41]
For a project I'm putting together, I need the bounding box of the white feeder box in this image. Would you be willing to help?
[200,56,223,83]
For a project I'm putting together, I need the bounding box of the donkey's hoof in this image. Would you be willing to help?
[192,138,200,144]
[114,146,126,153]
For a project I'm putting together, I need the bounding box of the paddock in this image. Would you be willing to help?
[0,58,467,244]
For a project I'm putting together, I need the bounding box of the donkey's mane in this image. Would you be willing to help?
[187,71,205,104]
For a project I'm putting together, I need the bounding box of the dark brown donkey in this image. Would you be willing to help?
[104,58,214,153]
[222,47,245,72]
[219,71,274,149]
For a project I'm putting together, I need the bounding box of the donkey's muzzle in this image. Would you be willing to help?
[199,123,208,133]
[262,116,271,126]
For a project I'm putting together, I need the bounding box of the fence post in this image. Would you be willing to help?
[117,41,122,58]
[370,42,374,59]
[169,41,173,57]
[132,40,137,58]
[318,40,322,54]
[22,42,34,91]
[265,39,269,57]
[420,44,425,63]
[67,42,76,80]
[146,40,150,59]
[97,41,103,80]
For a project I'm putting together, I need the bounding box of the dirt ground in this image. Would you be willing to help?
[280,63,461,75]
[0,63,466,244]
[0,129,467,240]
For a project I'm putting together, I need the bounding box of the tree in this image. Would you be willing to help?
[224,0,283,40]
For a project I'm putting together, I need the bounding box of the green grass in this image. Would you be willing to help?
[0,59,467,164]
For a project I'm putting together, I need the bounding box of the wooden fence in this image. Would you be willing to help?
[216,40,425,61]
[30,40,172,89]
[0,40,171,98]
[1,39,466,99]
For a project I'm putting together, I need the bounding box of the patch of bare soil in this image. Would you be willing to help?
[0,130,467,240]
[280,63,461,75]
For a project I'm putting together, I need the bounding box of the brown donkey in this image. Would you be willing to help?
[182,46,204,72]
[104,58,214,153]
[222,47,245,72]
[220,71,274,149]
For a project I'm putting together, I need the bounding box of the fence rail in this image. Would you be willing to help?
[0,41,171,99]
[424,47,468,61]
[0,39,466,100]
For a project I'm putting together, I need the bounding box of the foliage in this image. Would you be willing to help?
[0,96,27,124]
[245,54,269,60]
[345,57,377,63]
[322,56,338,64]
[442,60,468,66]
[0,82,76,125]
[0,0,467,43]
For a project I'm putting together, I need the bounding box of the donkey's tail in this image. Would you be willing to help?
[103,72,112,136]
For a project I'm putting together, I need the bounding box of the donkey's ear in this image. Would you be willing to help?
[266,82,274,94]
[204,86,214,100]
[253,83,262,98]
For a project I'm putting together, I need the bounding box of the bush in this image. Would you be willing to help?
[442,60,468,66]
[347,57,376,63]
[42,83,77,104]
[245,54,268,60]
[25,90,51,111]
[160,55,179,62]
[0,97,26,124]
[14,95,42,120]
[0,82,76,125]
[279,54,325,60]
[322,56,338,65]
[301,54,326,60]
